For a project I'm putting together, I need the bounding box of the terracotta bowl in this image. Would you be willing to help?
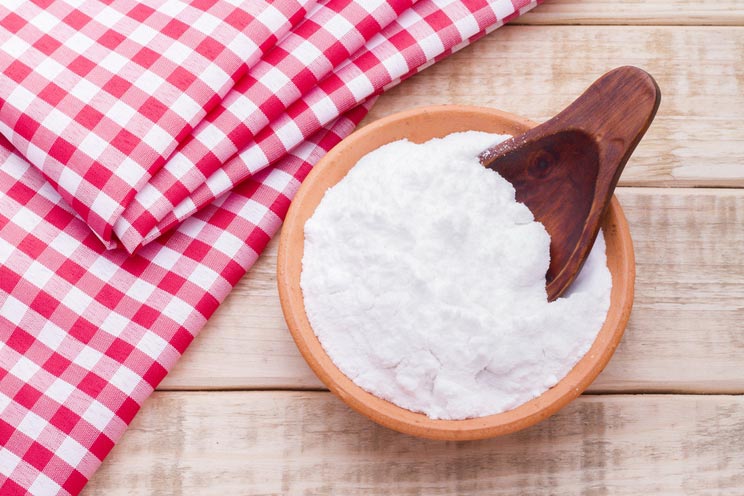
[277,105,635,441]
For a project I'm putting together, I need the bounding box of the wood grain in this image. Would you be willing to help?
[159,25,744,389]
[160,187,744,393]
[84,4,744,493]
[362,25,744,188]
[84,391,744,495]
[81,7,744,493]
[516,0,744,25]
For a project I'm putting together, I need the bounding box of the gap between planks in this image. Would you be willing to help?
[84,391,744,495]
[360,25,744,188]
[514,0,744,26]
[160,187,744,394]
[159,25,744,392]
[153,386,744,395]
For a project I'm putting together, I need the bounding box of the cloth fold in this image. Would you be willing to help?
[0,0,538,494]
[114,0,415,252]
[0,0,313,243]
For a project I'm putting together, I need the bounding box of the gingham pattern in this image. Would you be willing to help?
[114,0,415,252]
[124,0,536,251]
[0,1,538,494]
[0,101,371,495]
[0,0,313,243]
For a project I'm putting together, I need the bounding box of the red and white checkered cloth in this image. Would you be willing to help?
[0,0,537,494]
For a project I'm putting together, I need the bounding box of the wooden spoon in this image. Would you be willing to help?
[479,66,660,301]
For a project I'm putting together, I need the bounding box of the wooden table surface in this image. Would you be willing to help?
[84,1,744,494]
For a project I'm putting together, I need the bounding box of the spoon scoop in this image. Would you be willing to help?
[480,66,660,301]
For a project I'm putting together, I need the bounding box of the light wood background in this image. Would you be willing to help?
[84,1,744,494]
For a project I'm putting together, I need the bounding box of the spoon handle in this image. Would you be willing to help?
[547,66,661,205]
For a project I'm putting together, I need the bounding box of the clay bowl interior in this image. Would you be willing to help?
[277,105,635,441]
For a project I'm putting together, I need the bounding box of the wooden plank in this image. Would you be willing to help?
[363,25,744,188]
[160,187,744,393]
[84,392,744,495]
[516,0,744,26]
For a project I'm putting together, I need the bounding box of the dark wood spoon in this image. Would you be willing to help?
[480,66,660,301]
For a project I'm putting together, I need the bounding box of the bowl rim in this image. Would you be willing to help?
[277,104,635,440]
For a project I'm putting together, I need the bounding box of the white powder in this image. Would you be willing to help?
[301,131,612,420]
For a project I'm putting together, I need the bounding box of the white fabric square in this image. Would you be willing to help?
[55,436,88,468]
[10,356,40,383]
[108,365,141,396]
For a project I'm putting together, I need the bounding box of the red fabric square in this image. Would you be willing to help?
[97,29,126,50]
[62,9,92,30]
[161,18,190,39]
[259,94,285,118]
[45,204,76,232]
[95,284,125,308]
[7,329,34,355]
[120,256,149,278]
[170,327,194,355]
[127,3,156,22]
[12,113,41,141]
[195,37,226,60]
[104,338,134,362]
[110,129,139,156]
[0,478,27,496]
[3,60,33,83]
[74,106,105,130]
[0,12,26,33]
[18,233,48,259]
[141,361,167,388]
[221,259,245,286]
[38,82,67,107]
[0,419,14,446]
[30,291,60,320]
[31,0,54,8]
[115,397,139,424]
[49,137,77,165]
[140,97,168,123]
[102,75,131,98]
[5,181,36,207]
[68,55,96,78]
[194,293,218,320]
[166,66,197,91]
[182,238,211,261]
[69,318,98,344]
[156,272,187,294]
[32,34,62,55]
[131,305,159,328]
[24,442,55,472]
[62,469,88,495]
[82,161,114,188]
[224,8,253,30]
[49,405,81,435]
[15,384,43,410]
[207,209,237,230]
[77,372,107,398]
[131,47,160,69]
[89,433,114,461]
[162,177,189,201]
[0,265,22,293]
[43,352,72,376]
[57,259,86,285]
[190,0,219,11]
